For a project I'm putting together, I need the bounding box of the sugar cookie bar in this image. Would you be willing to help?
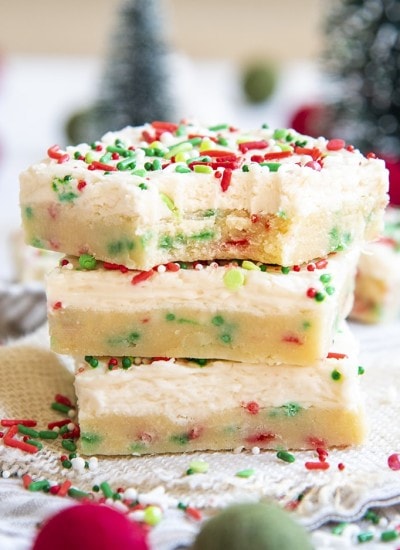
[74,324,366,456]
[20,122,388,269]
[46,248,359,365]
[350,208,400,323]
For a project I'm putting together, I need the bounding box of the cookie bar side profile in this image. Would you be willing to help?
[46,249,358,364]
[74,324,366,456]
[20,123,389,269]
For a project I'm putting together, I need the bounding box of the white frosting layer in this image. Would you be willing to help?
[47,248,359,316]
[74,323,362,421]
[20,123,388,222]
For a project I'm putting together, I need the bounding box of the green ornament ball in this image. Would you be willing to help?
[192,502,313,550]
[242,63,277,104]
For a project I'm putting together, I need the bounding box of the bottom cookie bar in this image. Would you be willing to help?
[75,325,366,456]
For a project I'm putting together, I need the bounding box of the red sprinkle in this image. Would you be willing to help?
[316,447,329,462]
[315,259,328,269]
[77,180,87,191]
[131,270,155,285]
[1,419,37,427]
[57,480,72,497]
[367,152,377,159]
[326,352,348,359]
[294,146,321,161]
[250,214,259,223]
[326,138,346,151]
[166,262,180,272]
[388,453,400,471]
[103,262,129,273]
[186,506,203,521]
[151,121,179,133]
[47,419,70,430]
[282,334,302,345]
[346,145,355,152]
[220,168,232,192]
[47,144,70,164]
[305,461,330,470]
[3,425,38,454]
[306,288,317,298]
[60,259,70,267]
[338,463,345,471]
[55,394,74,408]
[22,474,33,489]
[244,401,260,415]
[245,432,276,444]
[224,239,249,247]
[238,140,268,153]
[305,161,322,171]
[307,263,315,271]
[263,150,293,160]
[293,265,301,272]
[202,149,237,159]
[90,161,117,172]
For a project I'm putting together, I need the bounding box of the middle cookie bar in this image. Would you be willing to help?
[47,248,359,365]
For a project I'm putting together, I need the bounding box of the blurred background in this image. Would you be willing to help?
[0,0,399,283]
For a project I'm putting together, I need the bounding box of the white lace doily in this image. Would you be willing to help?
[1,321,400,549]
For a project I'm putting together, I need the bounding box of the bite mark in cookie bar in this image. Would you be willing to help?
[47,249,359,364]
[20,122,389,269]
[74,324,366,456]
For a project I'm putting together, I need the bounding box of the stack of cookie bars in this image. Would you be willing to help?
[19,121,388,455]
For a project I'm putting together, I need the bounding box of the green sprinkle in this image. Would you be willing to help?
[381,530,398,542]
[69,453,77,459]
[358,366,365,375]
[85,151,96,164]
[212,315,224,326]
[177,502,188,510]
[62,439,77,452]
[203,209,216,217]
[331,369,342,381]
[51,402,71,414]
[59,425,70,435]
[273,128,288,140]
[166,313,176,321]
[99,152,112,163]
[235,468,255,478]
[217,136,229,146]
[187,358,208,366]
[122,357,132,369]
[220,333,232,344]
[28,479,50,492]
[175,164,192,173]
[62,459,72,469]
[24,206,34,219]
[152,158,162,170]
[242,260,260,271]
[117,157,136,170]
[357,531,374,543]
[106,144,129,155]
[282,402,303,416]
[132,169,147,177]
[364,510,380,524]
[281,266,290,274]
[319,273,332,284]
[68,487,90,499]
[260,162,281,172]
[100,481,114,499]
[331,522,348,535]
[170,433,189,445]
[84,356,99,368]
[194,164,213,174]
[78,254,97,270]
[39,430,58,440]
[138,182,148,190]
[160,192,179,216]
[261,123,269,129]
[242,164,250,172]
[81,432,101,446]
[223,268,245,290]
[187,460,209,474]
[208,123,229,131]
[325,286,335,295]
[18,425,39,438]
[277,450,295,463]
[25,439,43,450]
[315,292,325,302]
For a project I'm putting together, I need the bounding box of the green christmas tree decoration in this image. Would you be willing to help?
[66,0,174,144]
[323,0,400,158]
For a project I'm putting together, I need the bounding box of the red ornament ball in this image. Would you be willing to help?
[32,503,149,550]
[381,156,400,206]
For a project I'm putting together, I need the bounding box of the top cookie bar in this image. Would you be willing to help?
[20,121,389,269]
